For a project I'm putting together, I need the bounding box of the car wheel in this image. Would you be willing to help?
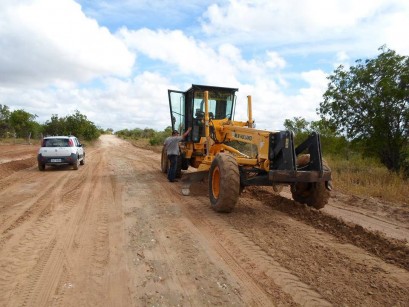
[38,162,45,171]
[73,158,79,170]
[80,155,85,165]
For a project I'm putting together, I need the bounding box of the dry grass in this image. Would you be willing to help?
[326,155,408,206]
[120,136,408,206]
[0,138,38,145]
[125,138,162,153]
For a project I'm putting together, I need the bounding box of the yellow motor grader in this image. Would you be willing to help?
[161,84,332,212]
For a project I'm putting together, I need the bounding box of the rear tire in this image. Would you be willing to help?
[165,154,182,178]
[73,158,79,170]
[209,153,240,213]
[291,155,330,209]
[161,146,168,173]
[38,162,45,171]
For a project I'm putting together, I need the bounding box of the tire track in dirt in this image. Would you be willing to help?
[122,139,330,305]
[248,187,409,270]
[113,145,246,306]
[9,239,60,307]
[0,210,59,306]
[0,172,84,237]
[230,189,409,306]
[125,187,247,306]
[0,150,99,306]
[54,148,108,306]
[178,192,331,306]
[58,147,131,306]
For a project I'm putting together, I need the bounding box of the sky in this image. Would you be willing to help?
[1,0,409,132]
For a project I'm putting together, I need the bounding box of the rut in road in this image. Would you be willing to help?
[0,135,408,306]
[0,146,130,306]
[178,194,331,306]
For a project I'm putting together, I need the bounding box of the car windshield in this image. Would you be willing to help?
[44,138,69,147]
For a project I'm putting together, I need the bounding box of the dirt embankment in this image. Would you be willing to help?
[0,135,408,306]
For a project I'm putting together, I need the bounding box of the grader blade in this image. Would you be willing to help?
[181,170,208,196]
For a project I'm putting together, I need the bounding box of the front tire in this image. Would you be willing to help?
[291,155,331,209]
[80,154,85,165]
[209,153,240,213]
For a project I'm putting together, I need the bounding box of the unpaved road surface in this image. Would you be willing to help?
[0,135,408,306]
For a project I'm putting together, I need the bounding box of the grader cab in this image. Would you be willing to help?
[162,84,332,213]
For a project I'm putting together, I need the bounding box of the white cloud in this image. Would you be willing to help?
[334,51,350,68]
[232,70,327,131]
[266,51,286,69]
[201,0,409,55]
[119,28,241,87]
[118,27,289,87]
[0,72,175,131]
[117,27,308,130]
[378,8,409,55]
[1,0,407,133]
[0,0,135,87]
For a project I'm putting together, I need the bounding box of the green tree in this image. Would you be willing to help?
[319,46,409,172]
[0,104,11,137]
[43,114,66,136]
[283,117,349,156]
[42,111,100,141]
[9,109,38,138]
[64,110,100,141]
[283,117,310,135]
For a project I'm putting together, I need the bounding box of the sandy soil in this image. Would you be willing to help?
[0,135,408,306]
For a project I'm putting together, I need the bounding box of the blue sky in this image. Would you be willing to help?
[1,0,408,131]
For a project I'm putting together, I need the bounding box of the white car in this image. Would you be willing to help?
[37,136,85,171]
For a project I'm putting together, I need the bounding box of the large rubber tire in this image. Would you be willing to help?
[208,153,240,213]
[161,146,168,173]
[181,153,189,170]
[162,147,182,178]
[291,155,330,209]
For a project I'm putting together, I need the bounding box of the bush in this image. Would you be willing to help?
[149,131,169,146]
[401,154,409,179]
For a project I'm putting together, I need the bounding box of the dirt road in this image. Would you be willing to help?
[0,135,408,306]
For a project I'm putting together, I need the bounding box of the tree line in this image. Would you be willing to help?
[115,126,172,146]
[2,46,407,175]
[0,107,101,141]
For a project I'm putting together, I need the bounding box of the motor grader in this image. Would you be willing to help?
[161,84,332,213]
